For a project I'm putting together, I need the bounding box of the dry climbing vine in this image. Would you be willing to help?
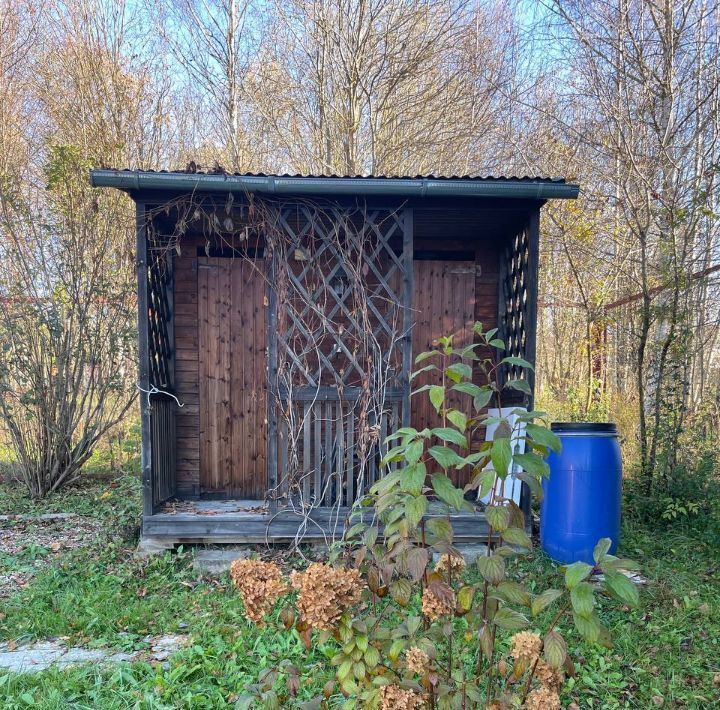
[147,190,409,544]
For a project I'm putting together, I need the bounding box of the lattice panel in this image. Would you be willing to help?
[500,226,530,386]
[274,205,408,390]
[144,231,177,508]
[147,244,173,390]
[267,202,411,510]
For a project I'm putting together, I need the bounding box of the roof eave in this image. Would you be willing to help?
[89,169,580,200]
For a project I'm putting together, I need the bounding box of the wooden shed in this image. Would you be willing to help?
[89,170,578,547]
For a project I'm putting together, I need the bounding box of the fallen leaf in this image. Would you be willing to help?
[652,696,664,706]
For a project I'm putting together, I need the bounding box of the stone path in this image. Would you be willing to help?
[0,634,189,674]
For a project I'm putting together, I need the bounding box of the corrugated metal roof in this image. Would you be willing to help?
[89,168,579,200]
[99,167,569,182]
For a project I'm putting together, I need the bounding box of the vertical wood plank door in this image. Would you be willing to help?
[198,257,267,498]
[411,260,476,484]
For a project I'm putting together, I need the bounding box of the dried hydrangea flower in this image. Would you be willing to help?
[421,585,456,620]
[378,684,427,709]
[534,658,564,691]
[405,646,430,675]
[230,559,288,624]
[525,686,561,710]
[510,631,542,662]
[290,563,363,630]
[435,552,466,579]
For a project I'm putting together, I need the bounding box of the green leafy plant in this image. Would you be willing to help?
[230,323,641,708]
[661,497,700,521]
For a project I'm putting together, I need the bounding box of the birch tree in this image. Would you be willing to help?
[541,0,720,491]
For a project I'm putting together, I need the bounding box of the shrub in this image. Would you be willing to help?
[0,146,136,497]
[624,452,720,539]
[231,323,640,708]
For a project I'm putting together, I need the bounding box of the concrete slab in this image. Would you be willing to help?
[453,543,490,564]
[135,537,174,558]
[0,647,65,673]
[192,548,252,575]
[0,635,190,674]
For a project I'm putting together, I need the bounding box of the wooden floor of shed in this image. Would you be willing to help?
[144,499,493,545]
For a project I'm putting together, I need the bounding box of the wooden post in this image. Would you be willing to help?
[401,207,413,426]
[136,201,153,517]
[165,249,176,392]
[525,209,541,406]
[165,249,177,501]
[521,208,541,527]
[266,226,279,514]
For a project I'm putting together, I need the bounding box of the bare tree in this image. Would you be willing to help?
[154,0,260,171]
[539,0,720,491]
[245,0,522,175]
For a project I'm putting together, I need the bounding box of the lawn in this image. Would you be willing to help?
[1,475,718,708]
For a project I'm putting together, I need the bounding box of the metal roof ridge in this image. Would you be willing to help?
[89,169,580,200]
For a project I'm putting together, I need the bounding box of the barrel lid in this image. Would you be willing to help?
[551,422,618,434]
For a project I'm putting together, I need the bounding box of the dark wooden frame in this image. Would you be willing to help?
[136,201,153,517]
[133,194,544,543]
[137,201,179,513]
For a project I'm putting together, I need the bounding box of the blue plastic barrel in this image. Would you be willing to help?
[541,422,622,565]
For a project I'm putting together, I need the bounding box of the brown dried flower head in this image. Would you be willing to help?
[290,563,363,630]
[230,559,288,624]
[524,686,561,710]
[510,631,542,662]
[378,684,427,709]
[534,658,564,691]
[434,552,466,579]
[421,585,456,620]
[405,646,430,675]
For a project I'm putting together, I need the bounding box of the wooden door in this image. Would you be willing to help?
[411,260,476,484]
[198,257,267,498]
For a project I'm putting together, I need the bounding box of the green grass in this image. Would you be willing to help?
[1,476,719,708]
[516,526,720,707]
[1,548,331,708]
[0,475,141,524]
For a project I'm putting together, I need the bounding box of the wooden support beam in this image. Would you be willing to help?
[402,207,414,426]
[143,508,494,543]
[522,209,541,525]
[136,201,153,517]
[165,250,176,391]
[266,228,279,514]
[525,209,540,404]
